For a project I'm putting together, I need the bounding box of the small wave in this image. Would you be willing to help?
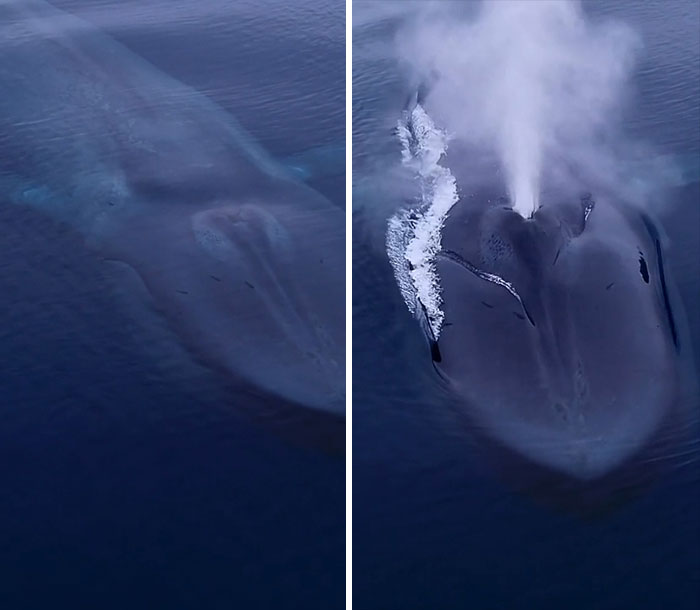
[386,104,458,338]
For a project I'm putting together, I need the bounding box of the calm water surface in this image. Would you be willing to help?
[0,1,344,608]
[353,1,699,609]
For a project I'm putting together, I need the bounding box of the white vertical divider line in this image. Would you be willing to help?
[345,0,353,607]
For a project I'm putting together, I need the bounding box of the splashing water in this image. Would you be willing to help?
[387,0,643,336]
[386,104,458,338]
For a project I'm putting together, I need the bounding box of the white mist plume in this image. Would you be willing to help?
[396,0,641,217]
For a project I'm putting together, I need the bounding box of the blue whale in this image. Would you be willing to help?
[421,192,696,484]
[0,1,344,418]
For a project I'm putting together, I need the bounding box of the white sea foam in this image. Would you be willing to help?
[386,104,458,338]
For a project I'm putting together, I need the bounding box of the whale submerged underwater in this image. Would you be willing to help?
[0,1,345,422]
[388,102,698,497]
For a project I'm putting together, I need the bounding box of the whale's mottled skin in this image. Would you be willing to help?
[0,0,344,415]
[422,193,694,481]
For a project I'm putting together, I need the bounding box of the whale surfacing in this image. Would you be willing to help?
[0,0,345,417]
[419,193,693,481]
[103,196,345,414]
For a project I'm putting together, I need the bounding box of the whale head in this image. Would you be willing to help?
[101,183,346,421]
[422,194,690,481]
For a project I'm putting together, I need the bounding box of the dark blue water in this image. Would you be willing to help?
[0,1,344,608]
[353,1,700,609]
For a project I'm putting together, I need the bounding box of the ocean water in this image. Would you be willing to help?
[0,1,344,608]
[353,1,700,609]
